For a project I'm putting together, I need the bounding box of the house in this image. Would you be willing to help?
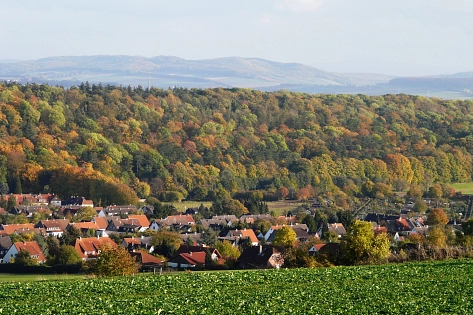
[385,218,414,235]
[150,214,195,232]
[0,208,6,215]
[364,213,400,224]
[92,216,109,230]
[11,206,50,217]
[140,205,154,215]
[226,229,259,246]
[117,223,142,233]
[3,241,46,264]
[61,196,94,208]
[104,217,124,232]
[95,207,106,217]
[200,215,238,230]
[122,237,142,251]
[130,250,163,270]
[35,219,70,237]
[264,224,310,242]
[125,215,150,232]
[239,214,272,224]
[104,205,137,216]
[328,223,347,239]
[121,236,154,252]
[238,245,284,269]
[0,223,36,235]
[167,245,223,268]
[102,215,149,234]
[73,236,117,260]
[49,194,62,207]
[57,206,82,218]
[68,222,100,236]
[167,251,207,268]
[0,236,12,263]
[308,243,326,256]
[316,242,341,263]
[179,232,203,246]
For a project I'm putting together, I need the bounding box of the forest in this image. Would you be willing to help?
[1,82,473,207]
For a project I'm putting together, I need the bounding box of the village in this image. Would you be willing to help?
[0,191,468,272]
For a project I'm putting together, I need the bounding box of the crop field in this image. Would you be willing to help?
[1,259,472,314]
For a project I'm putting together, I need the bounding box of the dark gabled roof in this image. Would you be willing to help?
[0,236,12,250]
[364,213,399,223]
[238,245,281,265]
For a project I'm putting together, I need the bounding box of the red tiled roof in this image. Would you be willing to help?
[70,222,100,230]
[93,217,108,230]
[131,250,163,265]
[229,229,258,244]
[1,224,35,234]
[177,252,206,265]
[123,237,141,246]
[397,219,411,231]
[127,215,150,227]
[14,241,46,262]
[73,237,117,259]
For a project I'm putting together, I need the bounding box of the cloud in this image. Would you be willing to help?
[275,0,327,13]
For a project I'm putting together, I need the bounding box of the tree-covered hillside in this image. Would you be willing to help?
[1,82,473,205]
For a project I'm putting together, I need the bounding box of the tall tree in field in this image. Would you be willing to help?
[341,220,390,265]
[94,243,137,276]
[273,226,296,248]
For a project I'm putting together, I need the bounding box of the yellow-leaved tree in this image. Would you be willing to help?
[94,244,137,277]
[341,220,390,265]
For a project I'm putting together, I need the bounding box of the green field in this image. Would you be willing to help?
[0,274,85,283]
[267,200,305,216]
[1,259,472,314]
[451,182,473,194]
[165,200,303,217]
[163,201,213,212]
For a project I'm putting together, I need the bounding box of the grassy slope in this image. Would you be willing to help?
[1,259,472,314]
[451,182,473,194]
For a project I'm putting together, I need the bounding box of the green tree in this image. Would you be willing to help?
[412,198,427,214]
[94,243,137,276]
[272,226,296,247]
[60,226,83,246]
[462,218,473,236]
[14,249,38,266]
[215,240,241,260]
[75,206,97,222]
[54,245,82,265]
[202,228,217,247]
[341,220,390,265]
[151,231,181,259]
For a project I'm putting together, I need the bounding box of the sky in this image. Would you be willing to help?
[1,0,472,76]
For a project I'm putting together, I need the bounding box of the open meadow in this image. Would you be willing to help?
[1,259,472,314]
[451,182,473,194]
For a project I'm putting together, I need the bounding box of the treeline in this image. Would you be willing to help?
[1,82,473,205]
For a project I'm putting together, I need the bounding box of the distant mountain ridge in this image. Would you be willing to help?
[0,55,472,99]
[0,55,393,88]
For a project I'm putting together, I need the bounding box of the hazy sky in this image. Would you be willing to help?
[1,0,472,76]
